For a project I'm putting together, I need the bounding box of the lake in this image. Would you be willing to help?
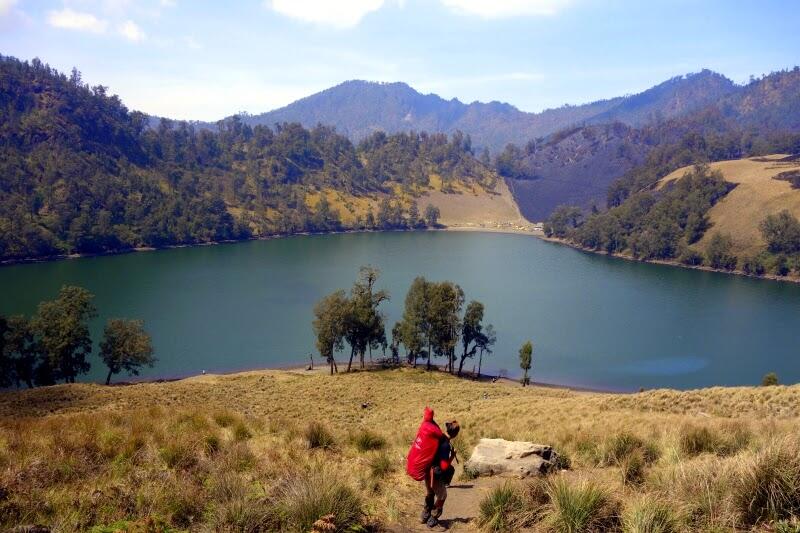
[2,231,799,391]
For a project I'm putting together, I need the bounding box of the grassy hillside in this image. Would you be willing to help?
[2,368,800,531]
[660,155,800,257]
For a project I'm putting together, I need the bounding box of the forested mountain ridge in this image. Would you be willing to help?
[222,70,739,153]
[500,67,800,220]
[0,55,497,262]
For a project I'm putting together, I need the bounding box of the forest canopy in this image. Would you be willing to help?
[0,55,495,261]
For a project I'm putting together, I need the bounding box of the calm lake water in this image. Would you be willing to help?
[2,231,799,391]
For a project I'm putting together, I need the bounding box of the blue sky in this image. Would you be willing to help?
[1,0,798,121]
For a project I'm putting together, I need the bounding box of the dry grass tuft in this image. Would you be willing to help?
[734,438,800,527]
[545,477,620,533]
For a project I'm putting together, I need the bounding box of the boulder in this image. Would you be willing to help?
[464,438,557,478]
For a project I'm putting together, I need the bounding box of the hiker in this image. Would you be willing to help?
[424,420,459,528]
[406,407,460,529]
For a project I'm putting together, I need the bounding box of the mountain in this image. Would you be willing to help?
[501,68,800,220]
[0,55,500,262]
[229,70,738,153]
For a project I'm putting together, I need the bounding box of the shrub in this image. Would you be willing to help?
[213,411,237,428]
[545,478,619,533]
[232,421,252,441]
[621,496,680,533]
[210,497,276,532]
[477,482,526,532]
[274,468,363,532]
[735,439,800,526]
[602,432,659,466]
[762,372,779,386]
[460,464,480,481]
[352,429,386,452]
[368,452,394,479]
[203,434,221,455]
[553,451,572,471]
[705,233,737,270]
[160,441,198,470]
[741,255,767,276]
[305,422,336,450]
[679,424,750,457]
[619,449,647,486]
[774,254,791,276]
[679,248,704,266]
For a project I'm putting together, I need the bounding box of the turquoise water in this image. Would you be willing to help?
[2,231,799,391]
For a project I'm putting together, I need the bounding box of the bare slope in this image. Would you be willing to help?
[660,154,800,256]
[420,177,532,232]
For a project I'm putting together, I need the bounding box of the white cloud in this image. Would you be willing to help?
[0,0,17,17]
[118,19,145,41]
[268,0,385,29]
[439,0,571,17]
[47,8,109,33]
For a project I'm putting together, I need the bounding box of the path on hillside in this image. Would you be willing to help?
[389,476,507,532]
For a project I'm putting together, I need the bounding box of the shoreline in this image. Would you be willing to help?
[74,362,629,395]
[0,224,543,267]
[538,234,800,285]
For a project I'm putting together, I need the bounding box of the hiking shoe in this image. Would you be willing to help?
[420,509,431,524]
[426,516,446,530]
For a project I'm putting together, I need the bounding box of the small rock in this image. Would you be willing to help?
[464,438,558,478]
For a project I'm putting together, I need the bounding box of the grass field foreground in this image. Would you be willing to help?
[2,368,800,531]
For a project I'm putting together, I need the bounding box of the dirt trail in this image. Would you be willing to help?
[389,476,507,532]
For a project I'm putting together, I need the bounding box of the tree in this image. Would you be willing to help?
[519,340,533,386]
[427,281,464,372]
[408,201,422,228]
[33,285,97,383]
[761,372,779,386]
[312,290,349,375]
[397,277,431,368]
[1,315,39,388]
[476,324,496,378]
[544,206,583,238]
[760,210,800,254]
[424,204,441,227]
[458,300,485,376]
[344,266,388,372]
[100,319,156,385]
[705,232,737,270]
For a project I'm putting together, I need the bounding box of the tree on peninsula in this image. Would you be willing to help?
[100,319,156,385]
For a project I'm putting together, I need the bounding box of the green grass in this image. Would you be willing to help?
[305,421,336,450]
[477,482,526,532]
[274,466,363,532]
[621,496,681,533]
[352,429,386,452]
[545,478,619,533]
[735,439,800,526]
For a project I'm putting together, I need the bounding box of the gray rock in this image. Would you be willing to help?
[464,438,557,478]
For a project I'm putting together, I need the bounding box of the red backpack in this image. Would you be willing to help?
[406,407,443,481]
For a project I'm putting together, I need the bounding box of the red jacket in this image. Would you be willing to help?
[406,407,443,481]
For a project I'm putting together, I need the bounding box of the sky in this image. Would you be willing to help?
[1,0,798,121]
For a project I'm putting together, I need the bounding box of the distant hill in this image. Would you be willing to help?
[0,55,502,262]
[223,70,738,152]
[659,155,800,257]
[502,68,800,220]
